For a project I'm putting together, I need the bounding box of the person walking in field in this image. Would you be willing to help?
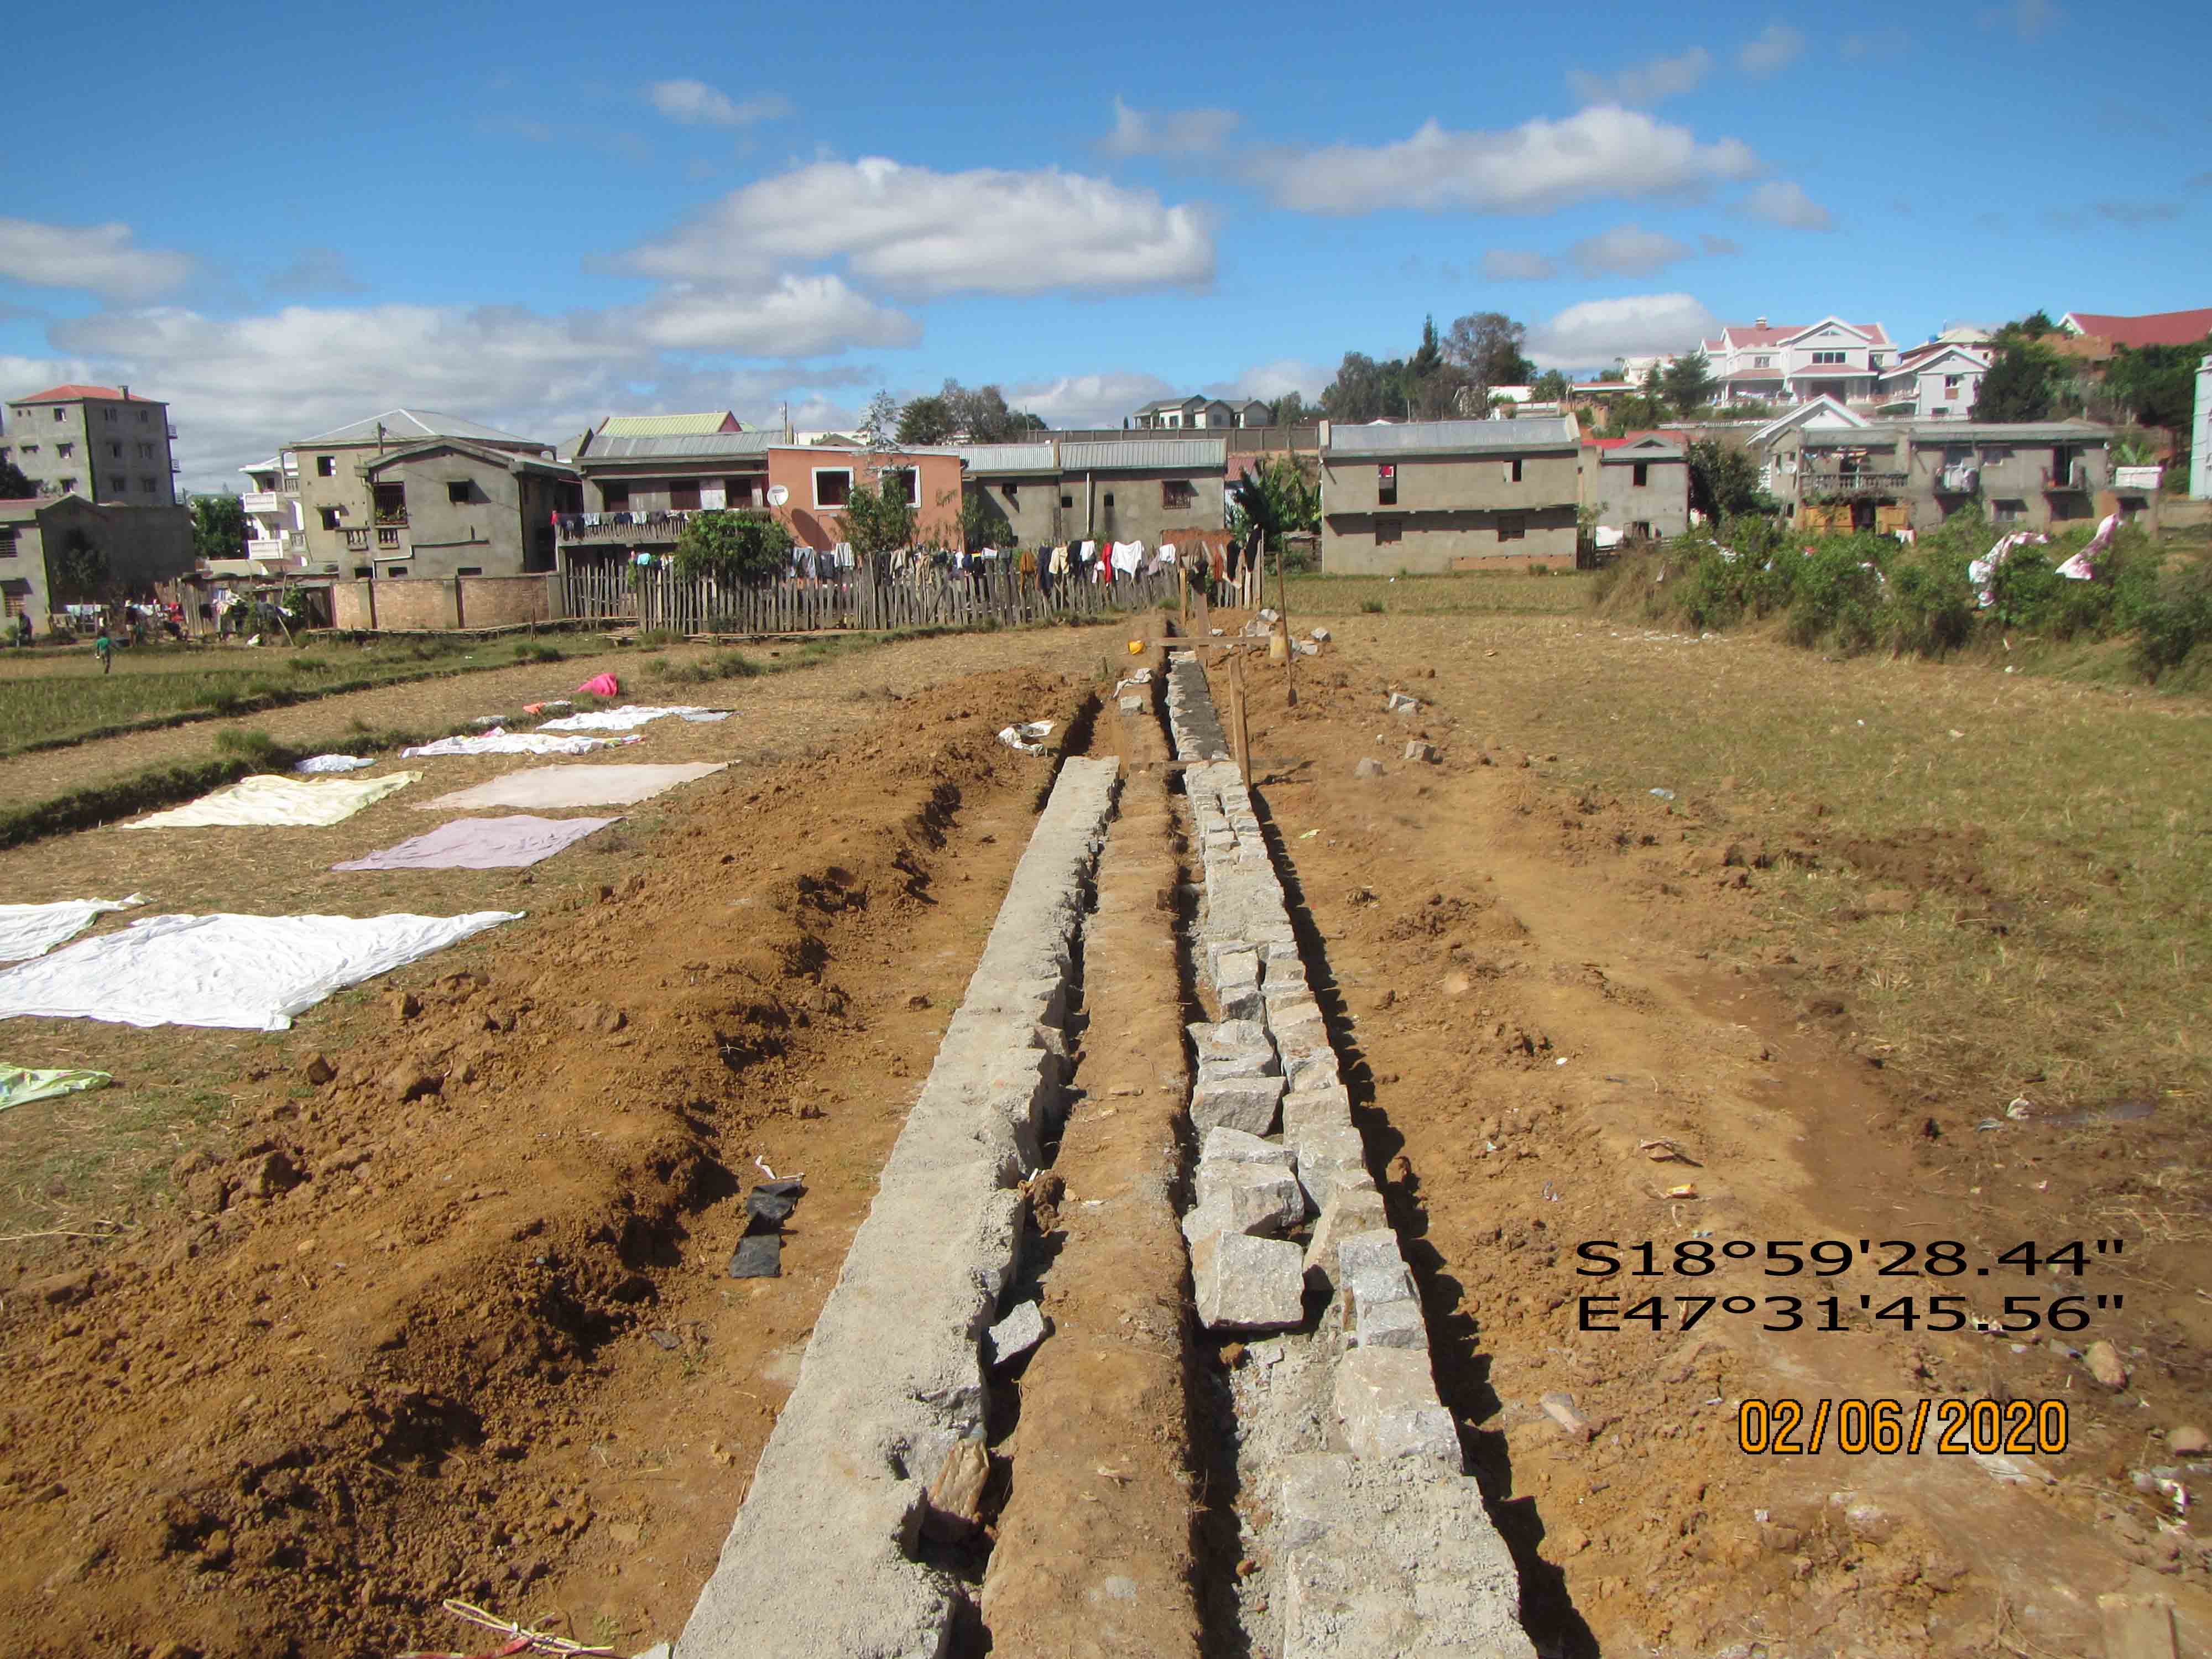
[94,625,113,674]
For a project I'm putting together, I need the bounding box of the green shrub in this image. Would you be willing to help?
[1878,544,1976,655]
[2132,557,2212,681]
[510,640,563,665]
[1785,542,1885,653]
[1360,598,1385,614]
[212,728,283,768]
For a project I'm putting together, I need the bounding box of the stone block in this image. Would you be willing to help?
[1181,1172,1303,1245]
[1199,1125,1288,1167]
[1191,1074,1284,1136]
[1385,691,1421,714]
[1190,1018,1271,1062]
[1272,1452,1354,1551]
[1294,1125,1369,1213]
[1220,982,1264,1022]
[1304,1184,1389,1281]
[1333,1347,1460,1474]
[987,1301,1047,1366]
[1404,740,1439,764]
[1193,1232,1307,1331]
[1212,945,1260,990]
[1282,1046,1340,1094]
[1282,1084,1354,1140]
[1354,1293,1429,1352]
[1198,1053,1279,1086]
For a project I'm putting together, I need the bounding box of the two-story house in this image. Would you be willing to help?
[288,409,571,580]
[1698,318,1896,410]
[1130,395,1269,431]
[559,426,779,571]
[1767,419,2117,534]
[1874,342,1991,421]
[1579,432,1691,541]
[957,437,1229,549]
[1319,416,1582,572]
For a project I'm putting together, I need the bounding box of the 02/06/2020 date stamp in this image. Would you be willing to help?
[1738,1397,2069,1457]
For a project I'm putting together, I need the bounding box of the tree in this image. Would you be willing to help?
[1659,356,1717,416]
[190,493,247,564]
[671,509,794,585]
[1443,311,1535,388]
[1321,352,1393,424]
[841,469,919,557]
[1272,390,1314,426]
[1600,393,1668,437]
[1228,455,1319,555]
[2104,337,2209,442]
[896,395,956,445]
[859,390,900,450]
[52,529,109,602]
[1531,369,1572,404]
[0,456,32,499]
[1686,439,1775,520]
[1971,343,2058,421]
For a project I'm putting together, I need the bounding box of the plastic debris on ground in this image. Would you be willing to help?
[0,1063,112,1113]
[998,721,1055,755]
[293,754,377,774]
[729,1175,805,1278]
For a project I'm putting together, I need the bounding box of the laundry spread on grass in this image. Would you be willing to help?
[124,772,421,830]
[0,910,523,1031]
[333,815,619,872]
[534,705,723,733]
[0,1063,112,1113]
[293,754,378,774]
[400,728,640,758]
[0,895,148,964]
[414,763,728,811]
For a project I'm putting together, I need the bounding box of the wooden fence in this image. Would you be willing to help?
[564,559,1187,635]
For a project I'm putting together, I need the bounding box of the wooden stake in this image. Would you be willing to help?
[1276,537,1296,707]
[1228,652,1251,787]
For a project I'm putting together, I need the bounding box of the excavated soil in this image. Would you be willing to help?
[0,664,1105,1659]
[1213,628,2212,1659]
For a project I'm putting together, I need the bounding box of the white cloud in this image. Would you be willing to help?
[623,158,1213,296]
[622,276,918,356]
[1567,223,1698,276]
[646,80,792,128]
[1245,108,1762,215]
[1524,293,1719,369]
[265,247,367,298]
[0,217,196,302]
[1700,233,1740,256]
[1009,371,1178,428]
[1100,96,1240,159]
[1481,249,1560,280]
[44,298,890,490]
[1735,180,1834,229]
[1208,359,1329,402]
[1566,49,1711,108]
[1737,24,1805,74]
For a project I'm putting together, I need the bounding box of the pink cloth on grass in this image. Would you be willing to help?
[576,672,621,697]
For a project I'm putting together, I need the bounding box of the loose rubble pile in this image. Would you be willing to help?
[1164,648,1536,1659]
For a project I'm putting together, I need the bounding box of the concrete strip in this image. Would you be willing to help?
[674,758,1120,1659]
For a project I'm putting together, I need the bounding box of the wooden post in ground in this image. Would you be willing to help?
[1179,565,1188,629]
[1228,651,1251,787]
[1276,538,1296,707]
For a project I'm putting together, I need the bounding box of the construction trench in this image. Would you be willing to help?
[664,627,1534,1659]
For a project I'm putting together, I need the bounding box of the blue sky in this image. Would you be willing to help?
[3,0,2206,489]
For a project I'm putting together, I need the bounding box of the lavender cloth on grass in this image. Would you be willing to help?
[333,815,618,872]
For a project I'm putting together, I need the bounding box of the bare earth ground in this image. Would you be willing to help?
[2,603,2208,1658]
[0,624,1126,1659]
[1219,612,2212,1658]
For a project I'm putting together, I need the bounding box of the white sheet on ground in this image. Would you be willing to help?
[536,704,717,733]
[294,754,377,774]
[0,895,147,963]
[0,910,523,1031]
[124,772,421,829]
[400,728,637,758]
[414,763,727,811]
[334,815,618,871]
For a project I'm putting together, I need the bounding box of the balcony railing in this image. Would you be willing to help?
[1803,471,1908,498]
[555,509,697,544]
[372,509,409,527]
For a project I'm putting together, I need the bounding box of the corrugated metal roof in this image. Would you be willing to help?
[578,431,777,461]
[951,442,1058,474]
[597,411,742,437]
[294,409,544,447]
[1327,418,1579,458]
[1060,437,1227,471]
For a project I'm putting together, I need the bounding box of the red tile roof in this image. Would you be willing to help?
[14,383,139,403]
[2063,309,2212,349]
[1704,321,1892,349]
[1584,430,1688,449]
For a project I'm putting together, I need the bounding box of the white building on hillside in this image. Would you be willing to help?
[1697,317,1896,409]
[1875,342,1991,421]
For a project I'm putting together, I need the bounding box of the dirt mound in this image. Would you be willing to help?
[0,666,1092,1658]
